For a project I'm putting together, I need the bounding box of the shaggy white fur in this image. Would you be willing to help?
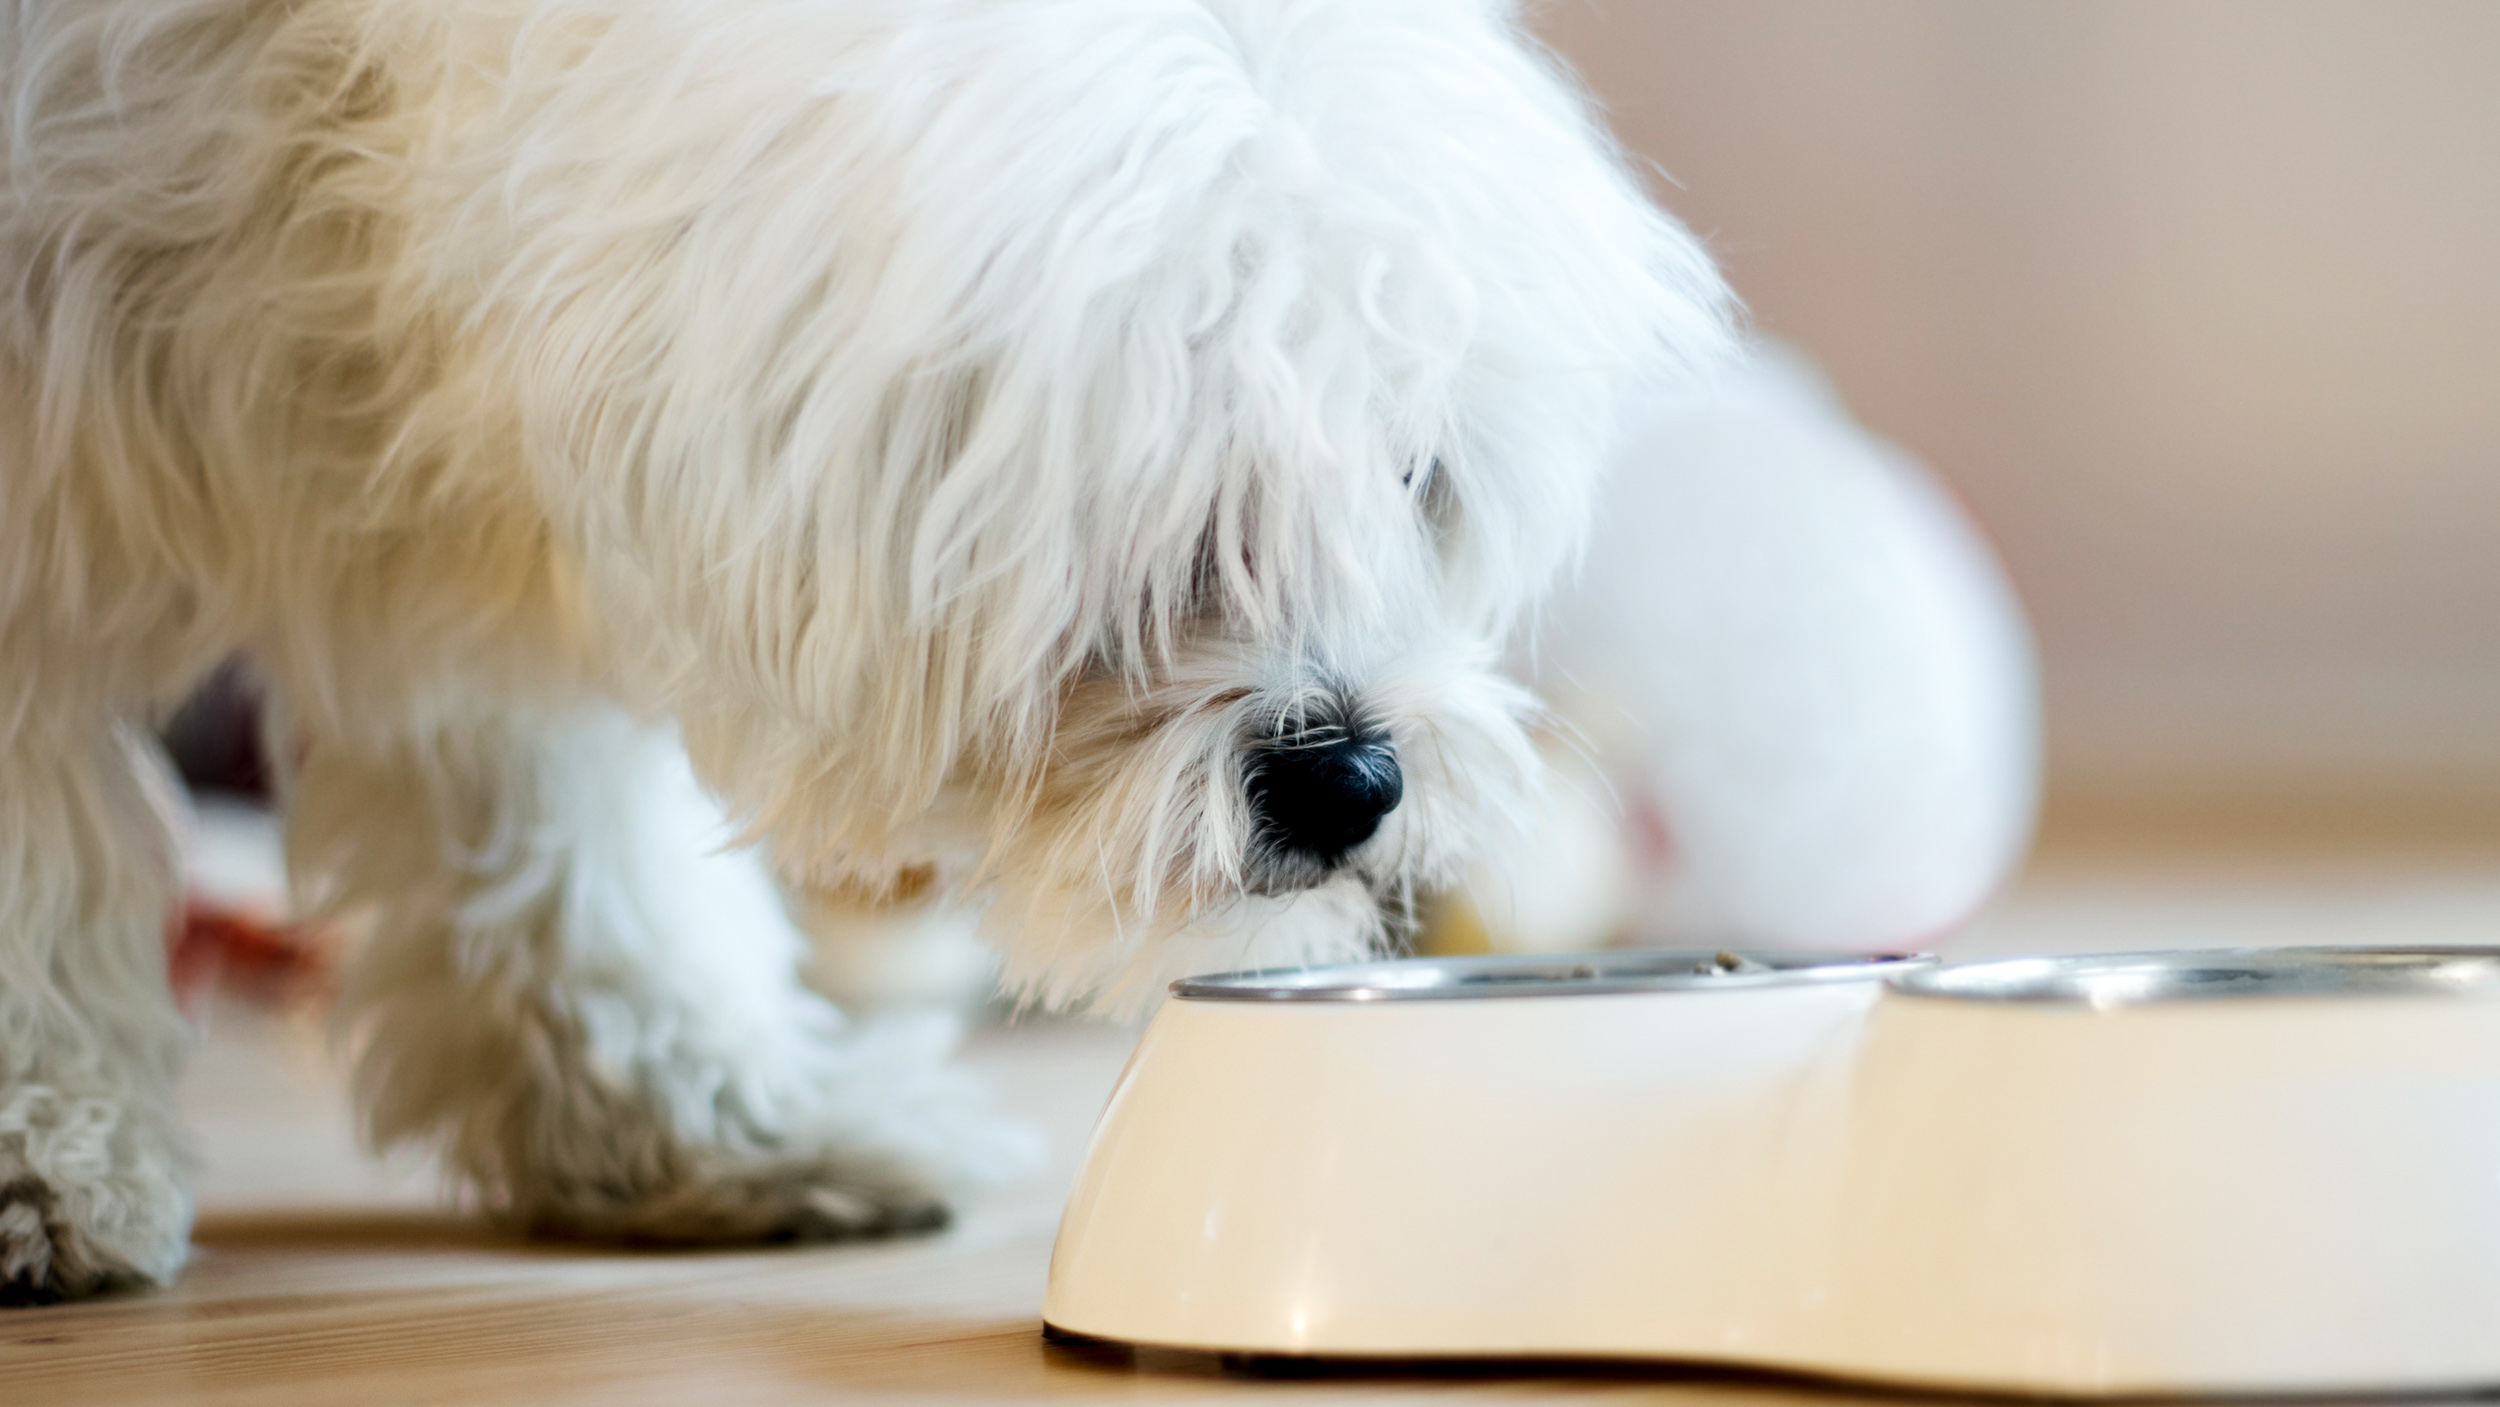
[0,0,1728,1299]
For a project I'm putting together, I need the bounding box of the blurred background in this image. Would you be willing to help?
[1533,0,2500,827]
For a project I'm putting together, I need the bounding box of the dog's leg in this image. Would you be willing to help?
[0,705,194,1303]
[289,706,1032,1243]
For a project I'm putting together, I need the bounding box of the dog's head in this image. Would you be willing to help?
[475,0,1730,1007]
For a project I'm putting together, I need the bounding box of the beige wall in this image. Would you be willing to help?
[1534,1,2500,801]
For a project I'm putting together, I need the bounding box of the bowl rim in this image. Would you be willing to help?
[1893,946,2500,1007]
[1170,949,1934,1002]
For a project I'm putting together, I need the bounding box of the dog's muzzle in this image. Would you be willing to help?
[1246,724,1403,868]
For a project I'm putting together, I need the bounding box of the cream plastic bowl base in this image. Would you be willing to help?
[1042,948,2500,1398]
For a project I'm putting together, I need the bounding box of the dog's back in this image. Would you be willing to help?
[4,0,594,726]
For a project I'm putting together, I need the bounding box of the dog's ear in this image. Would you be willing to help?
[448,0,1731,871]
[418,13,1081,844]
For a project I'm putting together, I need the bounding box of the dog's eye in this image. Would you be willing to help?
[1403,458,1440,491]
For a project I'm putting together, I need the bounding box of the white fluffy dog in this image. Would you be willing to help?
[0,0,1728,1300]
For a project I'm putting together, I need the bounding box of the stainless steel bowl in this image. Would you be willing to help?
[1894,945,2500,1007]
[1172,948,1932,1002]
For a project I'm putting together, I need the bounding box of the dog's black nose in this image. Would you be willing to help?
[1247,728,1403,863]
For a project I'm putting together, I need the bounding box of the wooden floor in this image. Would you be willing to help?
[13,808,2500,1405]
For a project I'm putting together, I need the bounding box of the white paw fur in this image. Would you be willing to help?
[0,1086,191,1303]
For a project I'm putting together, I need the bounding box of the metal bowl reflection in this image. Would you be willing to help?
[1172,948,1930,1002]
[1893,946,2500,1007]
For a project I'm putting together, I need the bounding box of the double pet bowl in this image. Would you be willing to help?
[1044,947,2500,1397]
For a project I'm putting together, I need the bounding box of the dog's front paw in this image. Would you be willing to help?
[475,1021,1045,1249]
[551,1154,960,1246]
[515,1106,1042,1248]
[0,1176,115,1305]
[0,1087,190,1304]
